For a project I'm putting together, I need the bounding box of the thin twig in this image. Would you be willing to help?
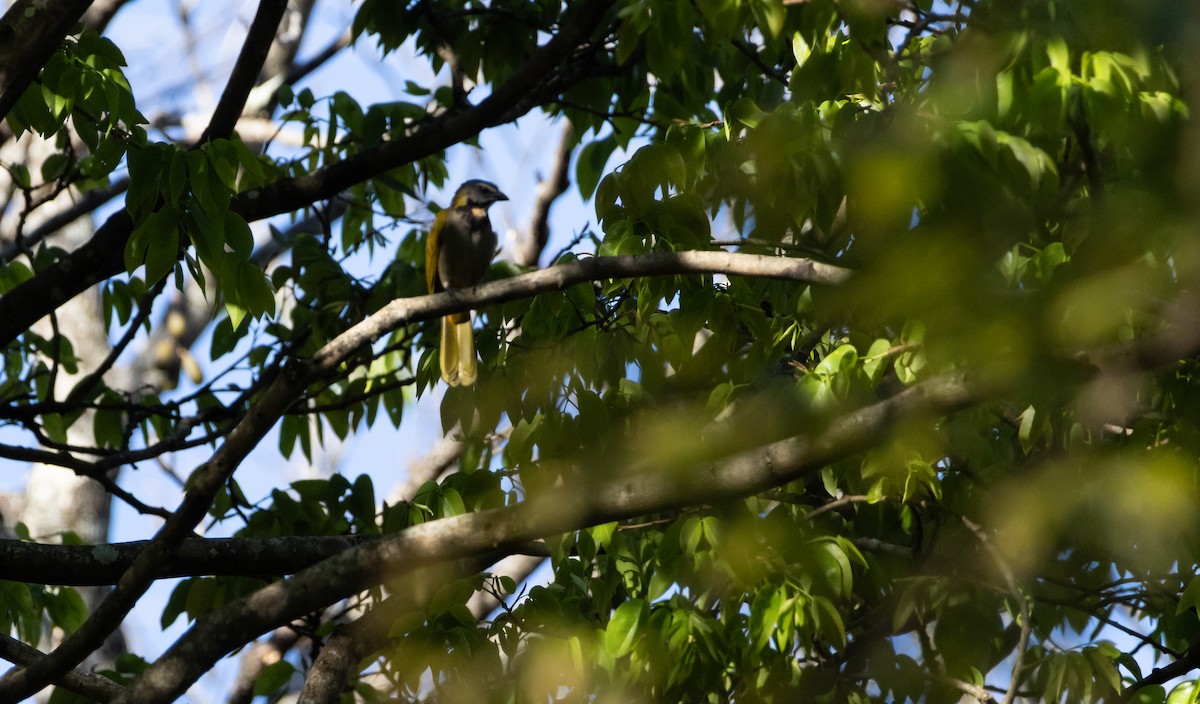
[0,178,130,265]
[65,277,169,406]
[730,38,789,86]
[962,516,1030,704]
[805,494,873,520]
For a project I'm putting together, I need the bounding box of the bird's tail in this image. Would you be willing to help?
[439,315,477,386]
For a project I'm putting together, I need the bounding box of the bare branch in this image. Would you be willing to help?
[467,554,545,620]
[804,494,873,520]
[198,0,290,144]
[944,675,996,703]
[64,277,169,407]
[389,432,465,504]
[514,122,574,267]
[297,557,495,704]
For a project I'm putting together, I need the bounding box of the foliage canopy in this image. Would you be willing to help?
[2,0,1200,702]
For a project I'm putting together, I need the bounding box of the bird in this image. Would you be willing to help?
[425,179,508,386]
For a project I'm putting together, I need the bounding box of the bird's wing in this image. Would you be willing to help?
[426,209,448,294]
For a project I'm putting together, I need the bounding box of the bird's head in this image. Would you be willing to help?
[452,179,509,208]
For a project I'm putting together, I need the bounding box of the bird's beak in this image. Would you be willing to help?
[494,190,509,202]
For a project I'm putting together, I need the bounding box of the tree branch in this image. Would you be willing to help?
[233,0,611,221]
[197,0,290,144]
[225,626,303,704]
[0,535,406,586]
[63,277,168,407]
[0,0,94,122]
[83,0,136,34]
[359,251,850,345]
[515,122,574,267]
[1116,646,1200,703]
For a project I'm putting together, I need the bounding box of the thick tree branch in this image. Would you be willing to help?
[0,0,614,349]
[354,251,851,350]
[0,535,393,586]
[114,372,985,704]
[0,0,94,123]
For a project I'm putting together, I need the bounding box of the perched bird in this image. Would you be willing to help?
[425,179,508,386]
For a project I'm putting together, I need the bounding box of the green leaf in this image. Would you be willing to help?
[894,321,926,384]
[1082,646,1122,695]
[1166,683,1199,704]
[578,135,617,199]
[591,522,618,552]
[605,599,645,657]
[350,474,376,524]
[1017,405,1038,455]
[811,595,846,649]
[44,587,87,634]
[223,211,254,258]
[749,585,784,651]
[252,661,295,696]
[1178,577,1200,615]
[815,344,858,378]
[225,300,248,332]
[125,207,181,283]
[40,153,69,182]
[863,338,891,384]
[729,97,765,130]
[161,580,191,628]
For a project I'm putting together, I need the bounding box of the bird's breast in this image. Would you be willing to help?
[437,211,498,289]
